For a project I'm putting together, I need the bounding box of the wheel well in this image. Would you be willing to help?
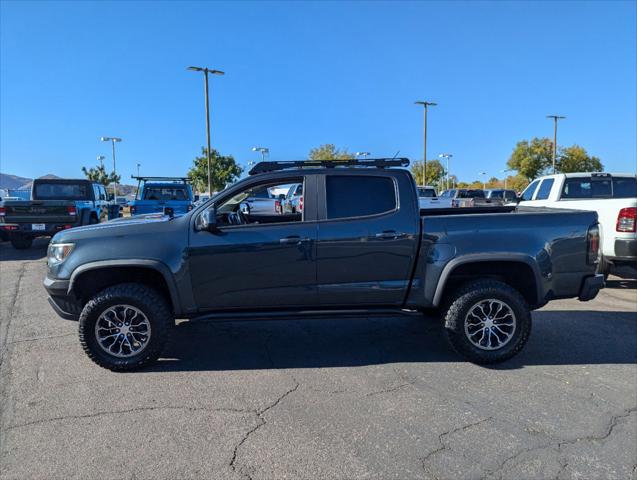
[440,261,539,306]
[72,267,174,313]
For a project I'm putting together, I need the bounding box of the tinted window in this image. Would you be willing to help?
[612,177,637,198]
[143,186,189,201]
[326,176,396,219]
[487,190,502,198]
[521,180,540,201]
[33,182,90,200]
[417,187,436,198]
[536,179,554,200]
[468,189,485,198]
[249,186,271,199]
[562,177,611,199]
[504,190,517,201]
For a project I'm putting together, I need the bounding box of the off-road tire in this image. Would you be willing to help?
[10,236,33,250]
[443,279,531,364]
[79,283,172,371]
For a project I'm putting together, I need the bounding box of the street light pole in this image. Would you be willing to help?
[415,101,437,186]
[97,155,105,169]
[355,151,370,160]
[100,137,122,198]
[137,163,141,177]
[439,153,453,190]
[547,115,566,174]
[252,146,270,162]
[480,171,487,190]
[188,66,225,195]
[500,169,512,189]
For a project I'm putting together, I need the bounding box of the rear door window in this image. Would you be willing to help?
[326,176,396,219]
[521,180,540,201]
[143,186,188,201]
[536,179,554,200]
[612,177,637,198]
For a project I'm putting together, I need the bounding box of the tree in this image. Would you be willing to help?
[188,147,243,193]
[411,159,446,189]
[308,144,354,161]
[507,137,553,181]
[557,145,603,173]
[506,174,529,193]
[81,164,120,186]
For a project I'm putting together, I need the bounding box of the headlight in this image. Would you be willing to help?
[47,243,75,267]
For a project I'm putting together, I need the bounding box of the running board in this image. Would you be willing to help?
[187,308,422,323]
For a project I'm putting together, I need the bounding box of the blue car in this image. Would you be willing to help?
[129,177,194,217]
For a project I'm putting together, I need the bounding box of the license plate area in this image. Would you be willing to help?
[32,223,46,231]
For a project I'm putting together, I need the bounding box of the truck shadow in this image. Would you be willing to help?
[151,310,636,372]
[0,238,49,261]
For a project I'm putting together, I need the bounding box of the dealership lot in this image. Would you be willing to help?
[1,238,635,479]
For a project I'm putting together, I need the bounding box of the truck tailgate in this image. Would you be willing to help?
[1,201,77,223]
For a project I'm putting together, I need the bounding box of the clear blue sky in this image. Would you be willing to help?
[1,0,636,183]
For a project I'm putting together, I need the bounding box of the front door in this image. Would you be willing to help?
[188,175,318,311]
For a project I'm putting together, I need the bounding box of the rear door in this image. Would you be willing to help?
[315,171,420,307]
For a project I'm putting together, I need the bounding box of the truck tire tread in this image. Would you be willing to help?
[78,283,172,371]
[443,279,531,364]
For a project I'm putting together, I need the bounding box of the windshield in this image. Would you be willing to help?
[143,186,189,201]
[417,187,436,198]
[33,182,90,200]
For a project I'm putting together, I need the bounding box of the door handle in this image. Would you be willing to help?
[280,236,311,244]
[374,231,406,240]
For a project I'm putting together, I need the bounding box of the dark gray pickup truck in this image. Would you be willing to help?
[43,158,604,371]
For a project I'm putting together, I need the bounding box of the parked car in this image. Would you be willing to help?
[0,178,111,249]
[242,184,281,215]
[439,188,502,207]
[129,177,194,217]
[283,183,303,213]
[518,172,637,274]
[485,189,518,203]
[43,157,603,371]
[417,185,452,209]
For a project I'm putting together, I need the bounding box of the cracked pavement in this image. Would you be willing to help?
[1,239,636,479]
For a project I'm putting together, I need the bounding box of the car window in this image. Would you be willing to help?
[468,190,485,198]
[143,186,188,201]
[536,179,554,200]
[417,187,436,198]
[33,182,90,200]
[504,190,517,201]
[521,180,540,201]
[561,177,613,199]
[326,175,396,219]
[249,186,271,199]
[612,177,637,198]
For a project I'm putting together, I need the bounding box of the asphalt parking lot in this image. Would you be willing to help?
[1,238,635,480]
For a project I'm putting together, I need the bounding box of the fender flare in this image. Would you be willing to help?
[432,253,543,307]
[68,259,182,315]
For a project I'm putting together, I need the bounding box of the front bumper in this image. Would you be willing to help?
[578,274,605,302]
[43,276,81,321]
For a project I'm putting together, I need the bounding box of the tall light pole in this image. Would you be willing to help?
[97,155,105,169]
[188,66,225,195]
[137,163,141,177]
[100,137,122,198]
[500,169,512,189]
[439,153,453,190]
[480,171,487,190]
[547,115,566,174]
[252,146,269,162]
[415,101,437,186]
[355,151,370,160]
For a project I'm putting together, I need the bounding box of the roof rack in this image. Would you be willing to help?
[131,176,191,183]
[249,158,410,175]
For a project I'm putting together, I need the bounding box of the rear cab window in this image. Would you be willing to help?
[33,181,90,200]
[143,186,189,201]
[561,175,636,199]
[326,175,396,219]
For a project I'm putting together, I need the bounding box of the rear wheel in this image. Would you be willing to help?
[10,236,33,250]
[443,279,531,364]
[79,283,172,371]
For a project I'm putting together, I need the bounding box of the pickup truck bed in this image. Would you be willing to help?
[43,159,603,371]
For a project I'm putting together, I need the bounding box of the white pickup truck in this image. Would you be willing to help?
[518,172,637,274]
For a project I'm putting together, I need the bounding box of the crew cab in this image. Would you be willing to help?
[518,172,637,273]
[0,179,110,249]
[43,158,603,371]
[129,176,194,217]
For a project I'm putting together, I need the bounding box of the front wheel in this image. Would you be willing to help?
[442,280,531,364]
[79,283,172,371]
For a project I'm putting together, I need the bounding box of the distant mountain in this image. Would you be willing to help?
[0,173,32,190]
[17,174,62,191]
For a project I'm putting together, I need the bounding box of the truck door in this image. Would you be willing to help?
[188,175,319,311]
[316,171,420,307]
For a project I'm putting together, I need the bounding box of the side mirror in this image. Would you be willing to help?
[197,208,218,232]
[194,194,200,202]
